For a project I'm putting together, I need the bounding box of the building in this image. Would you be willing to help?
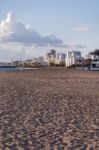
[30,57,47,67]
[65,51,82,67]
[37,57,47,67]
[45,50,67,66]
[55,53,66,66]
[45,49,56,66]
[90,49,99,60]
[50,49,56,57]
[89,49,99,70]
[90,61,99,70]
[86,49,99,60]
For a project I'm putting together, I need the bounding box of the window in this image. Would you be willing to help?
[92,64,96,68]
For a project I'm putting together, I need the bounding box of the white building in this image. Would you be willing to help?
[65,51,82,67]
[55,53,66,65]
[32,57,47,67]
[37,57,47,66]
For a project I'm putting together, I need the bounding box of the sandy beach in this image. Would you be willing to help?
[0,68,99,150]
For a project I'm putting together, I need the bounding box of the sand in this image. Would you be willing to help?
[0,68,99,149]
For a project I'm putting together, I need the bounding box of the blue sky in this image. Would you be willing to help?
[0,0,99,61]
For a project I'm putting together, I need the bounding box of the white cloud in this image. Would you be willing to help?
[74,24,95,32]
[69,44,87,49]
[57,43,87,49]
[0,12,88,61]
[0,12,63,47]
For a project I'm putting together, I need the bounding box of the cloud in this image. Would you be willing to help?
[72,44,87,49]
[74,24,95,32]
[58,44,87,49]
[0,12,63,47]
[0,12,88,61]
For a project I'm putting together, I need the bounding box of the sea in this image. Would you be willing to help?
[0,67,18,72]
[0,67,37,72]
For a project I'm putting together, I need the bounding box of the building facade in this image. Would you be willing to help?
[65,51,82,67]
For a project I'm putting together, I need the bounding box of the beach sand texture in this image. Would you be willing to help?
[0,68,99,150]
